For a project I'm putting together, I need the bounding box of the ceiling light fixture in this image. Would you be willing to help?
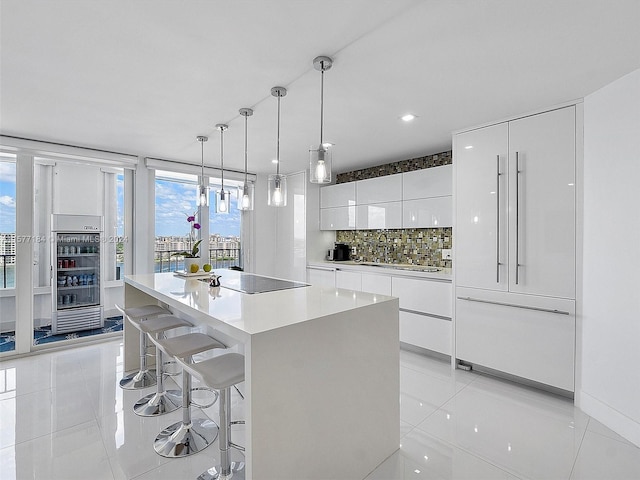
[238,108,254,211]
[309,55,334,184]
[196,135,209,207]
[268,86,287,207]
[401,113,416,122]
[215,123,230,214]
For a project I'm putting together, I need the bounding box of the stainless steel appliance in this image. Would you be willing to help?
[327,243,350,261]
[51,214,104,334]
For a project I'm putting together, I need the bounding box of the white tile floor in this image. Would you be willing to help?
[0,339,639,480]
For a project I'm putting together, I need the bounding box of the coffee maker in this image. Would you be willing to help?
[327,243,351,261]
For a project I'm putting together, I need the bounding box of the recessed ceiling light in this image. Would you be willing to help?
[272,159,279,164]
[322,142,333,148]
[464,145,473,149]
[401,114,416,122]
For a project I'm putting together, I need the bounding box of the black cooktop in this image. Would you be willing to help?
[221,273,308,294]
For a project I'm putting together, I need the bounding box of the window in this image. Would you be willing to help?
[154,171,199,272]
[0,155,16,289]
[209,178,241,269]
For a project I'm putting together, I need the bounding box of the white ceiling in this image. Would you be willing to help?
[1,0,639,175]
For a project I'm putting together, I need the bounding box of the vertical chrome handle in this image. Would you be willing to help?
[515,152,520,285]
[496,155,501,283]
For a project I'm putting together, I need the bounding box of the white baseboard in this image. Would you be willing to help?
[579,389,640,448]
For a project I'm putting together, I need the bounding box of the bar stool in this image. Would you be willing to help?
[132,314,193,416]
[176,352,246,480]
[116,304,171,390]
[151,332,226,458]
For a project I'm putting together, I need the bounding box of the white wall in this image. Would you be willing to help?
[580,68,640,447]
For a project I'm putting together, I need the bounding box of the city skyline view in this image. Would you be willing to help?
[0,167,240,238]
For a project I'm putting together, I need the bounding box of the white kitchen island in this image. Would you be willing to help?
[124,270,399,480]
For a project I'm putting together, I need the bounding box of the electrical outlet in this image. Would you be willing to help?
[351,246,357,256]
[441,249,452,260]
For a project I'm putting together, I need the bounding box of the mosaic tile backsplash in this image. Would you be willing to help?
[336,150,452,184]
[336,228,452,268]
[334,150,453,268]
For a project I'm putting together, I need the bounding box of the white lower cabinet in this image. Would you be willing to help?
[335,270,362,290]
[306,267,336,288]
[399,311,451,355]
[361,273,392,296]
[391,276,452,356]
[455,287,575,391]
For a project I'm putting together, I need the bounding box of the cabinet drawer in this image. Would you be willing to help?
[402,197,452,228]
[455,292,575,391]
[400,310,451,355]
[306,267,335,288]
[356,202,402,230]
[361,273,392,296]
[335,270,362,291]
[391,277,452,318]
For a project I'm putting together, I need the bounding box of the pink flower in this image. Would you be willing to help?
[187,215,196,223]
[193,223,201,230]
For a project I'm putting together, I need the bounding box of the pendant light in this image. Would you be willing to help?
[238,107,255,211]
[309,55,333,184]
[215,123,230,214]
[268,86,287,207]
[196,135,209,207]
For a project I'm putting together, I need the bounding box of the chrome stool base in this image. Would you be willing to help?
[119,369,156,390]
[154,417,218,458]
[133,389,182,416]
[198,458,245,480]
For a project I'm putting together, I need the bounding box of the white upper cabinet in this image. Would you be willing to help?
[455,122,509,291]
[320,182,356,209]
[454,105,576,299]
[356,202,402,230]
[402,165,452,200]
[356,175,402,205]
[402,197,453,228]
[320,206,356,230]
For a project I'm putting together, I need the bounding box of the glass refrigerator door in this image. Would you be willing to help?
[54,233,100,310]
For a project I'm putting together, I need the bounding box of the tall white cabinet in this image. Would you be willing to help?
[454,105,578,392]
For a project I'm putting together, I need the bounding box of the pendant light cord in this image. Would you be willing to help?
[244,114,248,184]
[220,127,225,190]
[320,62,325,145]
[200,140,204,180]
[276,94,281,176]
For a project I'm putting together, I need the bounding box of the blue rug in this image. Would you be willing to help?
[0,315,123,353]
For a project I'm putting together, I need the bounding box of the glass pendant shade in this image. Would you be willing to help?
[215,189,230,214]
[309,144,332,184]
[309,56,334,184]
[197,184,209,207]
[267,173,287,207]
[238,182,254,211]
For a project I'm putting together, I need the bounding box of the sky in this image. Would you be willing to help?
[0,164,240,237]
[0,161,16,233]
[154,178,241,237]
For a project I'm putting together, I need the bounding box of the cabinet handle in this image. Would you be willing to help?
[496,155,501,283]
[515,152,521,285]
[456,296,570,315]
[308,266,336,272]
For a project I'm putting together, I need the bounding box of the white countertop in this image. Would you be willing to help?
[308,260,452,281]
[125,270,396,339]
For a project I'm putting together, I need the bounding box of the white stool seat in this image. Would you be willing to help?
[152,332,225,359]
[136,314,191,335]
[125,304,170,320]
[180,353,245,390]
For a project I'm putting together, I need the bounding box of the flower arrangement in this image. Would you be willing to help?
[172,212,202,258]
